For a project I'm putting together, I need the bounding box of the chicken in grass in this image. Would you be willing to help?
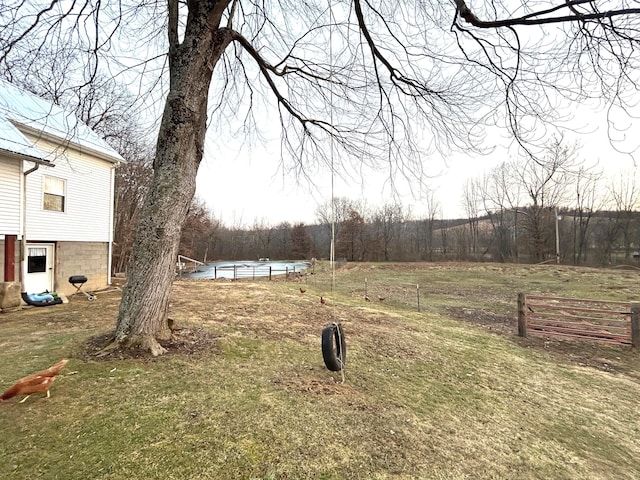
[0,359,69,403]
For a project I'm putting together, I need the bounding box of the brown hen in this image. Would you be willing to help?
[0,359,69,403]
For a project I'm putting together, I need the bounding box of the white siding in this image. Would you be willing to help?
[0,157,21,234]
[24,137,114,242]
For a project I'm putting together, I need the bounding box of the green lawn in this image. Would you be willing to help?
[1,262,639,479]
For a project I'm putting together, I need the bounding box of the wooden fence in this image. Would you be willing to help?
[518,293,640,348]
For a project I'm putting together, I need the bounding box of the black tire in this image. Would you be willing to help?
[322,323,346,371]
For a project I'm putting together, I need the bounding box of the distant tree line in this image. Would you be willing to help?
[145,196,640,269]
[159,136,640,268]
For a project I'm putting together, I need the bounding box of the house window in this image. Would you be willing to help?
[27,248,47,273]
[43,176,65,212]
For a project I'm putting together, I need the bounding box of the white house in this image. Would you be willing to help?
[0,80,124,307]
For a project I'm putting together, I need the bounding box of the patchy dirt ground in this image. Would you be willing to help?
[445,304,640,382]
[4,264,639,382]
[446,306,514,335]
[80,327,222,361]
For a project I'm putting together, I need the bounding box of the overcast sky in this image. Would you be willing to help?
[195,104,639,228]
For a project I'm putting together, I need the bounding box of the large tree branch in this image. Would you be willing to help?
[453,0,640,28]
[229,29,336,136]
[353,0,441,98]
[168,0,178,49]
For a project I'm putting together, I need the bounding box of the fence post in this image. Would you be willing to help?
[517,293,527,337]
[631,302,640,349]
[416,284,421,312]
[214,266,217,279]
[269,266,272,281]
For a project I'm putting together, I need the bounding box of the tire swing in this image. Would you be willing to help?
[321,322,346,372]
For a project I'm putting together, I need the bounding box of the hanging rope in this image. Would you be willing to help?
[330,3,343,383]
[328,0,336,295]
[335,321,345,384]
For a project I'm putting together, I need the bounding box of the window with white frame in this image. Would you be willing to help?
[43,175,65,212]
[27,247,47,273]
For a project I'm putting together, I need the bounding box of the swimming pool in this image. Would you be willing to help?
[180,260,311,280]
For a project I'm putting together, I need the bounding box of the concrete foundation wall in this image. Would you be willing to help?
[55,241,109,296]
[1,240,109,296]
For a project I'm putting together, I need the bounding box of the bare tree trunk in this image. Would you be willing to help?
[115,86,207,353]
[114,7,232,355]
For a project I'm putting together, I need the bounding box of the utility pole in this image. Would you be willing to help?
[555,207,561,264]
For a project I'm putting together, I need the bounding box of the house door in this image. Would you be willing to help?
[24,243,55,294]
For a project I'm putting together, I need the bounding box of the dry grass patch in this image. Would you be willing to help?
[1,263,640,479]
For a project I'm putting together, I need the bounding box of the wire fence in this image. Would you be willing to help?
[178,262,310,281]
[210,264,305,280]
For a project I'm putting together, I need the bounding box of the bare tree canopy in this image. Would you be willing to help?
[451,1,640,153]
[2,0,639,354]
[5,2,637,165]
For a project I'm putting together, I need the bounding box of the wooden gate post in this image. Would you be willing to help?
[518,293,527,337]
[631,302,640,349]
